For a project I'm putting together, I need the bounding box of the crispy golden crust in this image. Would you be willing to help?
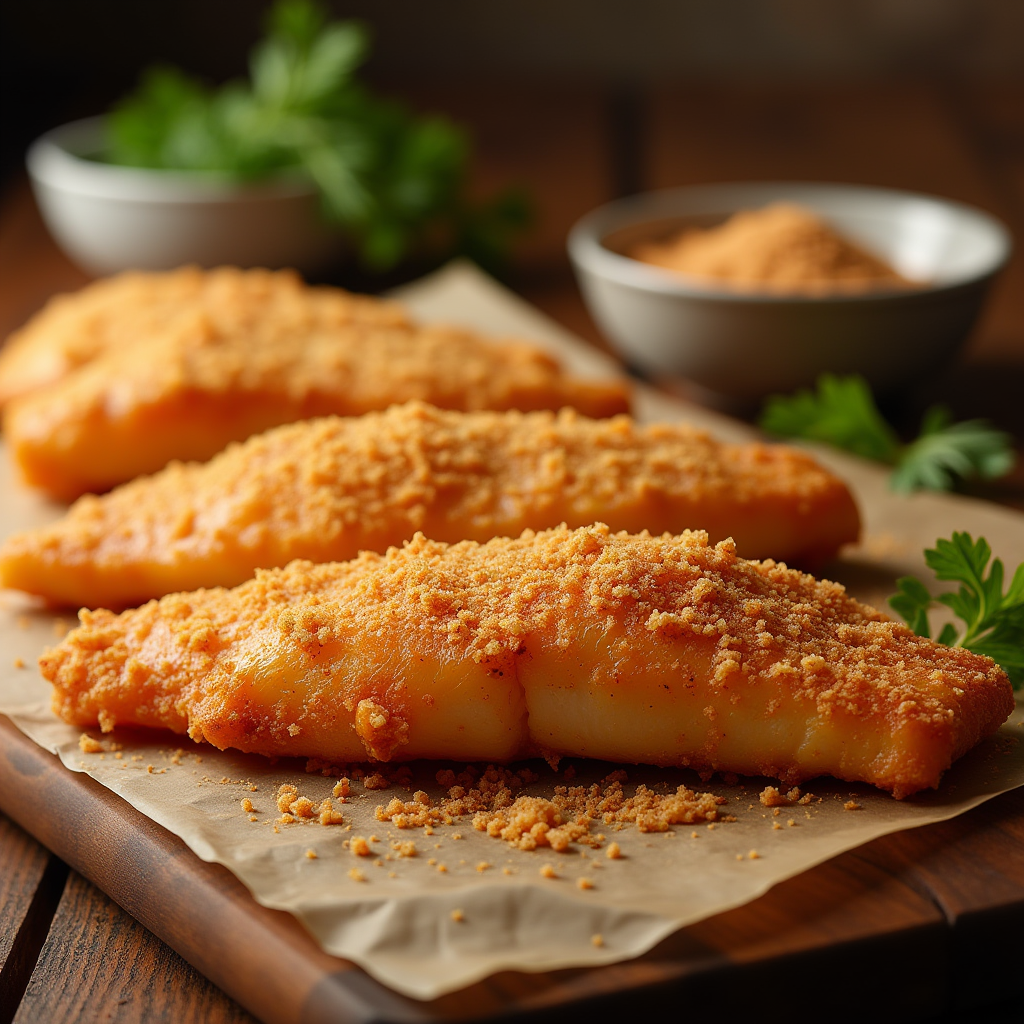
[0,402,859,608]
[2,271,629,499]
[40,525,1012,798]
[0,266,408,408]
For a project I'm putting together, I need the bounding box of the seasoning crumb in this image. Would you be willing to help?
[591,934,604,948]
[577,877,594,890]
[305,849,317,860]
[844,801,862,811]
[451,909,464,923]
[606,842,622,860]
[539,864,557,879]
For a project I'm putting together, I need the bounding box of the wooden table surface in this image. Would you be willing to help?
[2,81,1024,1023]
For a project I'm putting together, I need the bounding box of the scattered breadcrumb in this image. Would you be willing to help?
[591,934,604,948]
[391,840,417,858]
[748,850,760,860]
[451,909,464,923]
[375,766,725,853]
[577,877,594,890]
[844,801,862,811]
[350,836,372,857]
[606,842,622,860]
[12,657,24,669]
[539,864,557,879]
[348,868,366,882]
[305,849,317,860]
[476,861,492,872]
[241,798,254,813]
[78,734,103,754]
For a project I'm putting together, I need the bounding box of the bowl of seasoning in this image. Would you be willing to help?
[568,182,1011,402]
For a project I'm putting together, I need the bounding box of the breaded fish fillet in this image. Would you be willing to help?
[40,525,1012,798]
[1,403,859,609]
[4,401,860,606]
[0,266,409,409]
[4,309,628,500]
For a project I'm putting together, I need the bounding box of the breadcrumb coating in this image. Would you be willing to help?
[3,272,628,499]
[0,402,859,608]
[39,525,1013,798]
[0,266,407,408]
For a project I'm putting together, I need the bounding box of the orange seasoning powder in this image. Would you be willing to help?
[631,203,912,293]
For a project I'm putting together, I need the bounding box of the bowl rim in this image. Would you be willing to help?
[567,181,1013,305]
[26,115,317,204]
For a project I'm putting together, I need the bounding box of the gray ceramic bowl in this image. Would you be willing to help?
[27,117,344,276]
[568,182,1011,402]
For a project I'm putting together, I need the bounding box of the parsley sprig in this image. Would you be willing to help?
[760,374,1014,493]
[104,0,528,270]
[889,532,1024,688]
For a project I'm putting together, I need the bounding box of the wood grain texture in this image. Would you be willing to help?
[0,815,66,1024]
[3,712,1022,1024]
[12,871,255,1024]
[0,179,89,346]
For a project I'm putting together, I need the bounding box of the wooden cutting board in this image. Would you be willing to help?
[2,263,1023,1021]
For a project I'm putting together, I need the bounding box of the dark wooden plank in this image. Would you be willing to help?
[0,713,974,1024]
[852,785,1024,1018]
[0,177,89,346]
[0,815,66,1024]
[13,871,255,1024]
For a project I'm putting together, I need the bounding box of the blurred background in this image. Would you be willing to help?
[2,0,1024,484]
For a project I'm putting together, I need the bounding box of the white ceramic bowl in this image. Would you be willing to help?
[27,117,344,276]
[568,182,1011,402]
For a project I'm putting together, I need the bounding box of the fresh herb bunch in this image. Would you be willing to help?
[105,0,528,270]
[759,374,1014,493]
[889,532,1024,688]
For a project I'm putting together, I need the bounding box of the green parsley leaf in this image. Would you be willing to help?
[103,0,526,271]
[888,532,1024,688]
[760,374,900,464]
[760,374,1015,493]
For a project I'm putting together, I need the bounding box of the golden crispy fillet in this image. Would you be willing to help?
[3,274,628,500]
[40,525,1012,798]
[1,403,859,609]
[0,266,408,409]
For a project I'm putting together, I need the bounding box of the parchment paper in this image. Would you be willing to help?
[1,261,1023,1000]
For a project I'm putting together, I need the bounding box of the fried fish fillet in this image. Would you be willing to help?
[0,266,409,409]
[4,300,628,501]
[1,403,859,609]
[41,525,1012,798]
